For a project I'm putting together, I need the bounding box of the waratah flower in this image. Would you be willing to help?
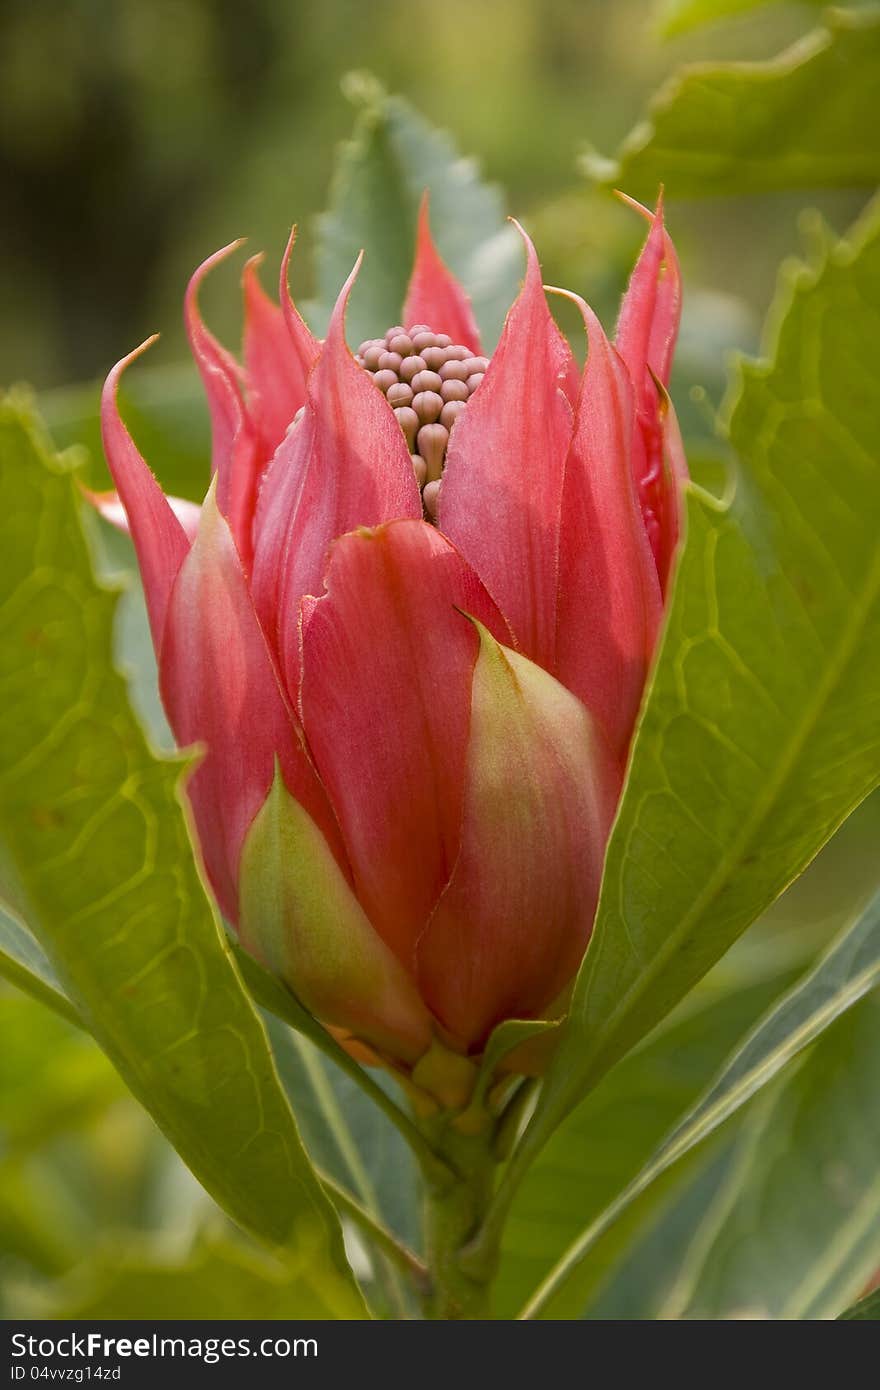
[94,193,683,1079]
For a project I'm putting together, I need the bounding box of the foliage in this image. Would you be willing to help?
[586,10,880,196]
[2,2,879,1321]
[0,402,362,1317]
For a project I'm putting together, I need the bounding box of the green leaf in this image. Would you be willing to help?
[307,75,521,348]
[588,11,880,197]
[263,1018,422,1318]
[666,994,880,1319]
[26,1235,349,1321]
[264,1017,420,1248]
[652,892,880,1163]
[656,0,827,39]
[583,1133,748,1320]
[0,903,81,1027]
[839,1286,880,1319]
[509,194,880,1200]
[577,792,880,1314]
[518,887,880,1316]
[493,970,789,1318]
[0,397,363,1317]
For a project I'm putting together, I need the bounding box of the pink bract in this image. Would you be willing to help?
[97,195,683,1069]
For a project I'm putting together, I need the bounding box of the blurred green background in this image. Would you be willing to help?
[1,0,859,393]
[2,0,878,1319]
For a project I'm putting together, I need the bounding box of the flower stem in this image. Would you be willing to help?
[292,1022,457,1187]
[420,1124,499,1319]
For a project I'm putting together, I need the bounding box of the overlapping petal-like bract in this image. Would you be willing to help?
[98,195,683,1079]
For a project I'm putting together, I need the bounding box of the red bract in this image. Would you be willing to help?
[96,196,684,1075]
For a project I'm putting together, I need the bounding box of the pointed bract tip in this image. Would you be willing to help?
[545,283,610,343]
[242,250,266,284]
[613,188,665,228]
[325,250,365,351]
[280,225,299,279]
[543,284,605,368]
[187,238,247,289]
[199,470,221,517]
[507,217,542,285]
[403,198,483,355]
[99,332,192,657]
[105,333,159,379]
[183,476,221,555]
[214,236,248,260]
[185,242,248,338]
[186,241,248,326]
[544,283,586,309]
[101,335,160,414]
[277,224,322,375]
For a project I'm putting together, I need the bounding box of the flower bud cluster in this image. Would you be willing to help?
[356,325,489,519]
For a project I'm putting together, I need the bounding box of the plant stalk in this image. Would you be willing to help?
[420,1124,499,1319]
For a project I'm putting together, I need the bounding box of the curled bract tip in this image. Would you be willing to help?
[186,239,247,298]
[613,188,665,225]
[104,334,160,388]
[325,251,365,351]
[242,250,266,281]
